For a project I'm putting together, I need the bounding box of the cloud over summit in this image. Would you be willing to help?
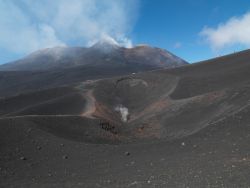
[0,0,139,55]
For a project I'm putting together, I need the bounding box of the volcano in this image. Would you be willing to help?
[0,42,187,98]
[1,48,250,187]
[0,41,187,71]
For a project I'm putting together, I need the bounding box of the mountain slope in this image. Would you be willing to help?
[1,49,250,187]
[1,49,250,143]
[0,43,188,98]
[0,42,188,71]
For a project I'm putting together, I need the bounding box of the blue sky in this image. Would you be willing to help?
[134,0,250,62]
[0,0,250,64]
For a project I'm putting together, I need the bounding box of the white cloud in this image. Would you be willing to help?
[174,42,182,49]
[0,0,139,55]
[0,1,65,54]
[200,12,250,50]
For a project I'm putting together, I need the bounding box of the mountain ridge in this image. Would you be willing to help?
[0,41,188,71]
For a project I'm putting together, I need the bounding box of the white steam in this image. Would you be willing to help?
[88,33,133,48]
[0,0,139,55]
[115,105,129,122]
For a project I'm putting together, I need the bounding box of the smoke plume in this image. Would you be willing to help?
[115,105,129,122]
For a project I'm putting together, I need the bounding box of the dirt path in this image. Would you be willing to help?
[81,90,96,118]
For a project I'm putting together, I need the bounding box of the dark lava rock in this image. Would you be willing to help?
[36,146,42,150]
[62,155,68,159]
[20,156,27,160]
[125,152,130,156]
